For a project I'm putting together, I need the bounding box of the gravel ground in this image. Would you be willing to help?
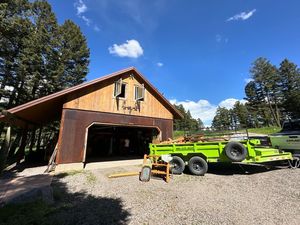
[52,164,300,225]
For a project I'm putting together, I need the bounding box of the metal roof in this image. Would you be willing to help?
[0,67,183,127]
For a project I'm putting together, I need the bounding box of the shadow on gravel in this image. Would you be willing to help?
[1,161,47,179]
[206,163,282,176]
[0,172,131,225]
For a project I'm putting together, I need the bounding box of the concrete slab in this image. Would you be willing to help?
[84,159,143,170]
[55,163,84,173]
[55,159,143,172]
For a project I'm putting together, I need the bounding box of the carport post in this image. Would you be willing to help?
[16,124,28,164]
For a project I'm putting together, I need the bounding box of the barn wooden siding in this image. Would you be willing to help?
[63,73,173,120]
[56,109,173,164]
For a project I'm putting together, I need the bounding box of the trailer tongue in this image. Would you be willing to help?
[149,139,293,176]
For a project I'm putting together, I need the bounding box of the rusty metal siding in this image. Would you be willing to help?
[56,109,173,164]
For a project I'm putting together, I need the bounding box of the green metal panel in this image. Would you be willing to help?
[149,139,293,164]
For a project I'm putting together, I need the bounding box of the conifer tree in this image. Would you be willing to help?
[278,59,300,118]
[0,0,90,108]
[212,107,231,130]
[245,58,281,127]
[57,20,90,90]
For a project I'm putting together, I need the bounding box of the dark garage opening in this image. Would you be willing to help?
[85,124,160,162]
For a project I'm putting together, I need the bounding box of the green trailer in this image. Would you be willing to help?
[149,139,293,176]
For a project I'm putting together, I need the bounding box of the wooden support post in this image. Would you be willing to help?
[36,127,42,152]
[16,125,28,164]
[166,162,170,183]
[0,126,11,172]
[29,128,36,154]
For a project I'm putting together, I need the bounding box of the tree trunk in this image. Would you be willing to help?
[29,128,37,153]
[16,126,28,164]
[36,127,43,152]
[7,130,22,160]
[0,127,11,172]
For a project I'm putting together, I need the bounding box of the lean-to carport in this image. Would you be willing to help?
[0,67,183,165]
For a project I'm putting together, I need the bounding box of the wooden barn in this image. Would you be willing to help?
[0,67,182,166]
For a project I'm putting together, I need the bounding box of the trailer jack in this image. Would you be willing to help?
[288,156,300,168]
[139,155,171,183]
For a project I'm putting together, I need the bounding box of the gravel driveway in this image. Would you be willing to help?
[52,164,300,225]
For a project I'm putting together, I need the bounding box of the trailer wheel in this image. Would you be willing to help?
[188,156,208,176]
[225,142,248,162]
[170,156,185,174]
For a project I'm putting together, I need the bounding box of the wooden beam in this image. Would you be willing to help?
[16,125,28,164]
[1,110,39,127]
[108,172,139,178]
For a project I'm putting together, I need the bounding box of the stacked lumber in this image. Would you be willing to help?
[160,134,230,144]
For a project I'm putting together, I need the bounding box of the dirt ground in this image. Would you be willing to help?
[51,164,300,225]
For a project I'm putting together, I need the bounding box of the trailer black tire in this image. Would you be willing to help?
[170,156,185,174]
[225,142,248,162]
[188,156,208,176]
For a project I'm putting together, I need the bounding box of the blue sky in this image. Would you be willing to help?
[48,0,300,125]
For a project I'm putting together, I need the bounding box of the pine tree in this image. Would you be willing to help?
[0,0,90,168]
[278,59,300,118]
[232,101,249,128]
[57,20,90,89]
[248,58,281,126]
[173,104,201,131]
[0,0,90,108]
[212,107,231,130]
[244,81,271,127]
[0,0,33,108]
[197,118,205,130]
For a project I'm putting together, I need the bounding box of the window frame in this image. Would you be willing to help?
[113,79,127,99]
[134,84,145,101]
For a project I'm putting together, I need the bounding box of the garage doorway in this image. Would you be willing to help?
[84,124,160,163]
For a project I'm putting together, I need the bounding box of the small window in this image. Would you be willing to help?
[134,85,145,101]
[114,79,126,98]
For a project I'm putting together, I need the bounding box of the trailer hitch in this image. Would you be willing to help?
[288,155,300,168]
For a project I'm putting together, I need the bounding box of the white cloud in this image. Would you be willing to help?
[74,0,100,30]
[94,25,100,32]
[108,40,144,58]
[216,34,222,43]
[0,97,9,103]
[219,98,247,109]
[227,9,256,22]
[75,0,87,15]
[157,62,163,67]
[4,85,14,91]
[81,15,91,26]
[170,98,246,126]
[244,78,254,83]
[215,34,229,44]
[170,99,218,126]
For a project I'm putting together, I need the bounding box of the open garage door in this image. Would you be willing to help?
[84,124,160,163]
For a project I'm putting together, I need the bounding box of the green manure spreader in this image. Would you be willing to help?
[149,139,293,176]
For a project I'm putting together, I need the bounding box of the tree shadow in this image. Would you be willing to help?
[206,163,281,176]
[0,161,47,179]
[50,173,131,225]
[0,172,131,225]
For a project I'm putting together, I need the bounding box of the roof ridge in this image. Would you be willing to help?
[4,67,183,119]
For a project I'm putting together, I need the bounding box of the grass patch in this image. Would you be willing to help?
[55,169,83,178]
[64,170,83,176]
[0,200,57,225]
[85,171,97,185]
[246,126,281,135]
[173,127,281,139]
[173,130,185,139]
[173,130,233,139]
